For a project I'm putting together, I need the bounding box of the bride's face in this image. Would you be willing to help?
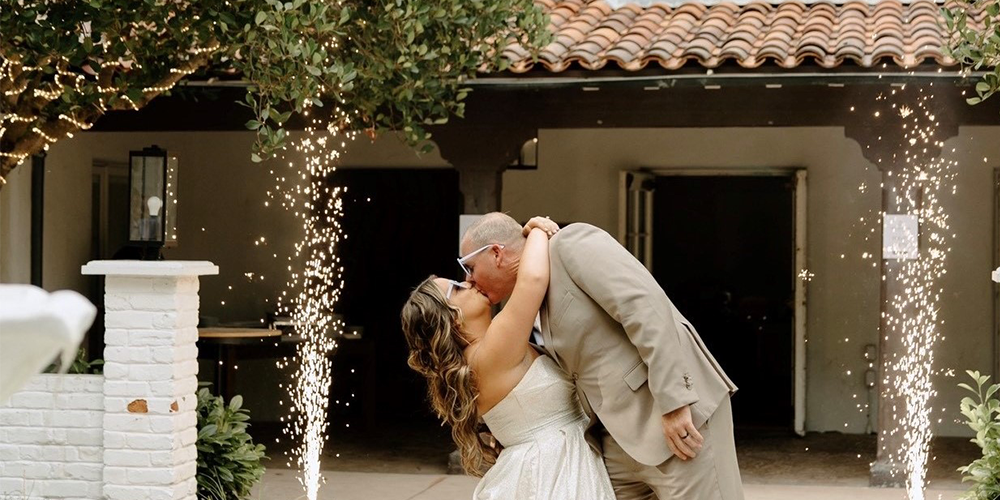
[434,278,491,324]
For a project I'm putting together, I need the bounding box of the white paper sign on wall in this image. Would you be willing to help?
[883,214,920,260]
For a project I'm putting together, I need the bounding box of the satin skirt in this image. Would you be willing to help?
[473,419,615,500]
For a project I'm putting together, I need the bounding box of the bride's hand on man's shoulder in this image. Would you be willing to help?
[522,216,560,238]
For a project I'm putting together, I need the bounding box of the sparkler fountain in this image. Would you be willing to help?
[859,84,959,499]
[265,110,360,499]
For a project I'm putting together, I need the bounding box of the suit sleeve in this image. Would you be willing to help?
[552,223,698,415]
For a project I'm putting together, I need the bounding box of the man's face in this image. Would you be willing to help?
[460,241,515,305]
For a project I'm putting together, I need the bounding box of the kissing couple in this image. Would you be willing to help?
[401,213,744,500]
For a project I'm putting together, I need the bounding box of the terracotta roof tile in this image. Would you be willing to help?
[504,0,976,73]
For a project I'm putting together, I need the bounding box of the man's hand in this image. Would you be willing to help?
[522,216,560,238]
[661,405,704,460]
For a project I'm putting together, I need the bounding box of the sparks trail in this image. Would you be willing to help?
[864,85,957,500]
[267,102,360,499]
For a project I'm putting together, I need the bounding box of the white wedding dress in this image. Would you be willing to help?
[474,355,615,500]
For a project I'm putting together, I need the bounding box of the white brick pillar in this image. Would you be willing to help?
[81,261,218,500]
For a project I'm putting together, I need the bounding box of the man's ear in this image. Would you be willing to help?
[492,244,504,266]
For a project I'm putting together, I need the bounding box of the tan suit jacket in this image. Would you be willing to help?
[540,223,737,467]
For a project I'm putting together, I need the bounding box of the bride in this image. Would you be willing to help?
[400,219,615,499]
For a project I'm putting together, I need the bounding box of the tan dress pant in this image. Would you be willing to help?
[602,395,744,500]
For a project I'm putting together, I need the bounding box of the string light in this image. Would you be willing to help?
[1,115,34,123]
[58,114,93,130]
[142,84,178,93]
[32,88,62,99]
[188,44,219,55]
[1,33,212,168]
[119,95,140,111]
[3,84,28,96]
[30,127,58,143]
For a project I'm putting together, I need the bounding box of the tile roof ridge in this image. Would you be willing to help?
[500,0,960,73]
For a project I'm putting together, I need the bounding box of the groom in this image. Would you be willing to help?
[460,213,743,500]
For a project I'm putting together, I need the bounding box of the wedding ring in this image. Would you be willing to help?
[681,432,690,439]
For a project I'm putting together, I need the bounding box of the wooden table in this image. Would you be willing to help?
[198,327,283,401]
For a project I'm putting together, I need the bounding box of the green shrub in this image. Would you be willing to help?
[67,347,104,374]
[958,370,1000,500]
[196,385,267,500]
[44,347,103,375]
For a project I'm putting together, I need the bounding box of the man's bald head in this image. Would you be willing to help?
[461,212,525,254]
[459,212,526,304]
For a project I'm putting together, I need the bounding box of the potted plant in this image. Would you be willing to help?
[957,370,1000,500]
[196,384,267,500]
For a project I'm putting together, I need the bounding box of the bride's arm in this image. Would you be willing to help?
[477,228,551,370]
[522,216,559,237]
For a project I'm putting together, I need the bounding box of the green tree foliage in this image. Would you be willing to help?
[956,371,1000,500]
[944,1,1000,106]
[0,0,550,184]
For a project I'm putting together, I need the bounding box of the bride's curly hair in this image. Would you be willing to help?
[400,276,500,476]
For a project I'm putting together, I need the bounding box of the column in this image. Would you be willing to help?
[81,261,218,500]
[844,84,959,488]
[457,166,504,214]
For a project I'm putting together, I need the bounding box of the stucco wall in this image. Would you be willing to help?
[0,126,995,436]
[502,127,996,436]
[0,131,448,323]
[0,159,33,284]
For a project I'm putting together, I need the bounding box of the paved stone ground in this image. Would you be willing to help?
[252,469,966,500]
[258,423,978,488]
[253,422,980,498]
[733,431,976,489]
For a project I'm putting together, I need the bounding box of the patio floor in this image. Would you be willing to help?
[253,421,980,497]
[252,470,966,500]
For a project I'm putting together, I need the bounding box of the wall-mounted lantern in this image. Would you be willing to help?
[128,145,173,259]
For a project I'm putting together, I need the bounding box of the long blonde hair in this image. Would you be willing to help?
[400,276,500,476]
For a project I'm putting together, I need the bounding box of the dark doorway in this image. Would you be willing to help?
[330,168,460,435]
[652,174,795,430]
[87,163,131,362]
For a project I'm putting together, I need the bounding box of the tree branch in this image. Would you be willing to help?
[1,47,219,185]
